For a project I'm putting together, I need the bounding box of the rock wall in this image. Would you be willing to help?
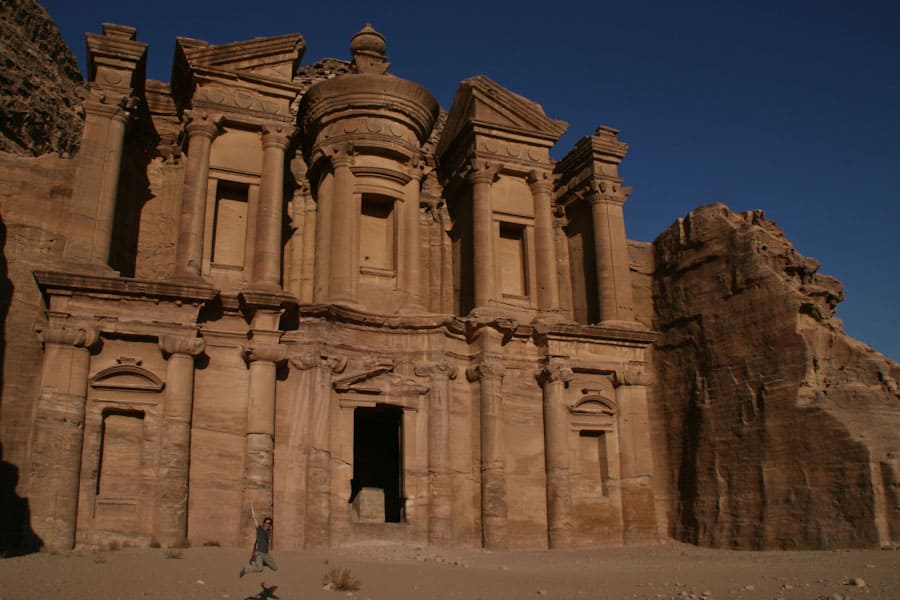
[0,0,85,157]
[650,203,900,549]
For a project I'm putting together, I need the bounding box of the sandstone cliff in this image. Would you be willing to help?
[0,0,85,156]
[650,203,900,549]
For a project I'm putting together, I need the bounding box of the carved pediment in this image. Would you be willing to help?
[89,359,164,393]
[177,34,305,81]
[437,75,568,161]
[571,396,617,417]
[333,359,429,397]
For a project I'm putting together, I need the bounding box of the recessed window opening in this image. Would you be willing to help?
[351,404,404,522]
[97,408,145,497]
[212,181,249,267]
[499,222,527,297]
[360,195,395,273]
[579,430,609,496]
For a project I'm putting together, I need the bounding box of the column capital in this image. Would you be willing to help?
[159,334,205,358]
[414,361,458,380]
[82,92,137,124]
[324,142,355,169]
[466,158,501,185]
[585,180,629,206]
[538,357,574,385]
[527,169,554,195]
[614,364,652,387]
[288,352,347,373]
[261,124,297,150]
[184,111,224,140]
[242,341,287,365]
[466,361,506,382]
[35,324,100,349]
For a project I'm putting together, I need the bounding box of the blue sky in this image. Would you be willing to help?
[40,0,900,361]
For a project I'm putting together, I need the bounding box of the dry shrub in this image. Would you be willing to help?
[203,540,221,547]
[149,539,161,549]
[92,554,106,564]
[322,567,361,591]
[165,549,183,559]
[106,541,121,551]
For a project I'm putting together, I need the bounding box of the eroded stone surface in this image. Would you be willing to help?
[650,204,900,549]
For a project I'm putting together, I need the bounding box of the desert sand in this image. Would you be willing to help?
[0,540,897,600]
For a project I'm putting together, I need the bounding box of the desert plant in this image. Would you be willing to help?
[322,567,361,592]
[106,541,121,551]
[202,540,221,547]
[92,554,106,564]
[149,539,161,548]
[165,549,183,559]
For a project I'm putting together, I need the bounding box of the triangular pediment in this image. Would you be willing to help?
[175,33,305,82]
[437,75,568,159]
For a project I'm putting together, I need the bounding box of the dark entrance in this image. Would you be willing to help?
[351,404,404,522]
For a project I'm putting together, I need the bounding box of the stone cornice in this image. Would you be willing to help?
[295,303,454,331]
[534,319,658,346]
[34,271,217,304]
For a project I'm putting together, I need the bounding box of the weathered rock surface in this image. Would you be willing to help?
[650,203,900,549]
[0,0,85,156]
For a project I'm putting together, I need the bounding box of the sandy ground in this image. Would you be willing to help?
[0,540,897,600]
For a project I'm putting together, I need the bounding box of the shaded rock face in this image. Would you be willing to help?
[0,0,85,156]
[650,204,900,549]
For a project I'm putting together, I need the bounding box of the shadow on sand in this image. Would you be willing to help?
[245,582,279,600]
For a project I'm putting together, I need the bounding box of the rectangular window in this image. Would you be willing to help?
[212,181,249,267]
[360,195,395,274]
[97,410,144,498]
[579,430,608,496]
[499,222,527,297]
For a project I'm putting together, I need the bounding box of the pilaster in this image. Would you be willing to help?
[528,169,562,317]
[467,159,501,311]
[174,111,223,279]
[155,334,205,546]
[415,360,458,546]
[538,357,575,548]
[28,324,100,550]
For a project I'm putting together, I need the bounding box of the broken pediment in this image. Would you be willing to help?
[175,34,305,81]
[437,74,568,161]
[333,359,429,397]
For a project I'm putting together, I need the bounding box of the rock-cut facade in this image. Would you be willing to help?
[22,23,660,551]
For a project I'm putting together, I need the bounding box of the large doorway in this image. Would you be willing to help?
[351,404,404,522]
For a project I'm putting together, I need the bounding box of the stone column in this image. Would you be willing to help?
[468,160,499,310]
[28,324,99,550]
[288,351,346,548]
[467,355,508,549]
[63,95,134,268]
[174,112,221,279]
[615,368,657,543]
[401,166,426,312]
[251,125,294,289]
[240,340,287,546]
[588,184,635,323]
[326,144,358,305]
[155,334,205,546]
[528,170,561,316]
[539,357,575,548]
[415,361,457,546]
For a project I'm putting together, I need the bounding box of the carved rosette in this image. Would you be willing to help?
[414,361,458,380]
[35,324,100,349]
[538,358,574,386]
[159,334,206,358]
[288,352,348,373]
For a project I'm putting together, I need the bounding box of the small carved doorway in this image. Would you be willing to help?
[351,404,404,522]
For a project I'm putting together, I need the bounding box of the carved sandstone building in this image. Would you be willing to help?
[19,23,658,551]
